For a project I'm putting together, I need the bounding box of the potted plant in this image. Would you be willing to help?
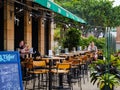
[97,73,119,90]
[90,55,120,90]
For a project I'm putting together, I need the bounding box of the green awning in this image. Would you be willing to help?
[33,0,86,24]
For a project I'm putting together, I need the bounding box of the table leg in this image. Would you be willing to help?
[59,73,63,89]
[49,59,52,90]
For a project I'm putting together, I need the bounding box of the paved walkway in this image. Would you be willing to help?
[72,72,120,90]
[24,71,120,90]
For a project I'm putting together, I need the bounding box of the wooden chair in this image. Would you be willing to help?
[51,63,72,90]
[71,59,82,77]
[22,58,34,90]
[25,60,48,90]
[80,55,89,83]
[71,59,82,90]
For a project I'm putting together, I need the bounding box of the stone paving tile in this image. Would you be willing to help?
[72,72,120,90]
[24,72,120,90]
[72,77,99,90]
[72,78,120,90]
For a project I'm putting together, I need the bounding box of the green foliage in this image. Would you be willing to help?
[54,27,60,41]
[90,55,120,90]
[54,0,120,27]
[95,38,106,49]
[98,73,119,90]
[80,36,105,49]
[62,28,81,51]
[62,32,105,51]
[111,6,120,26]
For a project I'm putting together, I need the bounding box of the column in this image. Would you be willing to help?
[38,17,45,55]
[116,26,120,50]
[24,1,32,48]
[116,26,120,43]
[48,12,54,50]
[4,0,14,50]
[49,19,54,50]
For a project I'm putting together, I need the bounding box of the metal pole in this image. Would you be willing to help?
[49,59,52,90]
[105,27,111,90]
[107,27,111,90]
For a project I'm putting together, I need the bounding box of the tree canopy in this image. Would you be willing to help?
[54,0,120,27]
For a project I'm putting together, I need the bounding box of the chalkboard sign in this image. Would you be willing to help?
[0,51,23,90]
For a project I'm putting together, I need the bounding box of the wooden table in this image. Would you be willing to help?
[20,52,35,59]
[42,56,65,90]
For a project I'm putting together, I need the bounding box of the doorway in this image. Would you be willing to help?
[32,17,38,51]
[44,19,50,55]
[14,3,24,50]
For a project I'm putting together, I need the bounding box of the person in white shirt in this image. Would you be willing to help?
[88,41,98,60]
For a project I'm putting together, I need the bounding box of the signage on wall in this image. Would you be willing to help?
[0,51,23,90]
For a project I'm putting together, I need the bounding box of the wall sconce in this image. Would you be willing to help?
[68,24,71,27]
[30,13,32,17]
[81,26,84,29]
[41,18,44,25]
[15,8,23,13]
[10,10,13,20]
[95,27,97,31]
[15,19,20,26]
[14,16,20,26]
[43,18,46,21]
[28,13,32,24]
[65,24,69,28]
[50,18,54,22]
[28,18,31,24]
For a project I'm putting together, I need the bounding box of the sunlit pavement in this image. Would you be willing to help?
[73,72,120,90]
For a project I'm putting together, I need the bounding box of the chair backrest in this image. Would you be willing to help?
[57,63,71,70]
[72,60,80,65]
[26,58,33,70]
[82,55,88,60]
[33,60,46,67]
[79,55,88,63]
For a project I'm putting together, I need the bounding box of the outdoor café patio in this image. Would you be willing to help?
[21,48,103,90]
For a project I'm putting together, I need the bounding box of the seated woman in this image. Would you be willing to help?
[19,40,30,78]
[88,41,98,60]
[18,40,30,61]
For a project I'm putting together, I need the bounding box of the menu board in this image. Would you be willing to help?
[0,51,23,90]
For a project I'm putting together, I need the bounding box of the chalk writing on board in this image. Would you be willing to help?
[0,64,21,90]
[0,54,16,62]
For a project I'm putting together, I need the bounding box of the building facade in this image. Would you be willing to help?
[116,26,120,50]
[0,0,54,55]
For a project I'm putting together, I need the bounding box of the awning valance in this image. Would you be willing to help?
[33,0,86,24]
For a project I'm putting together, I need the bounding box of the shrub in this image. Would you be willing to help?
[62,28,81,51]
